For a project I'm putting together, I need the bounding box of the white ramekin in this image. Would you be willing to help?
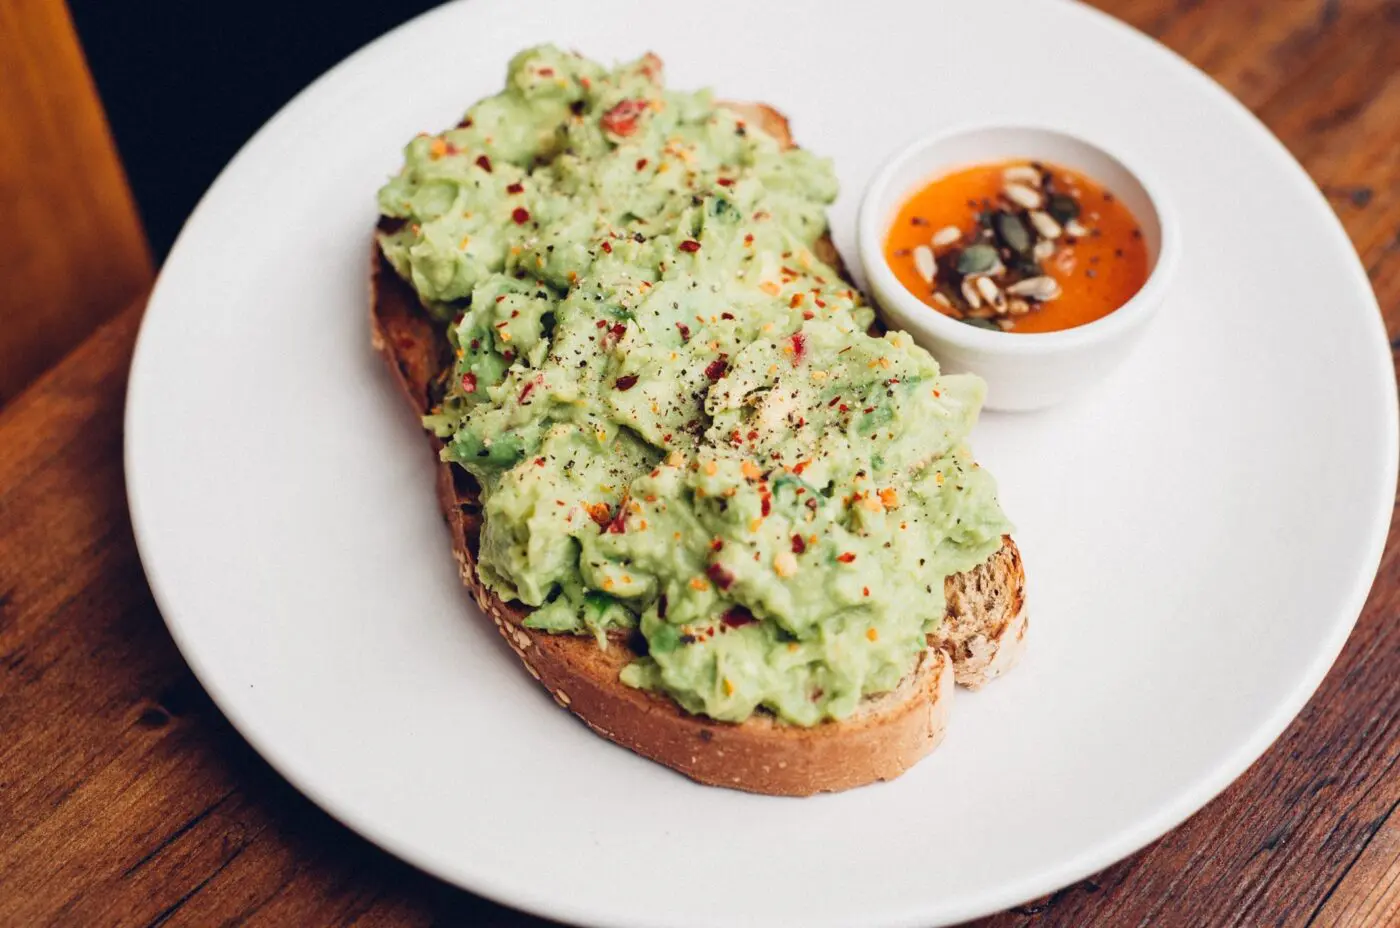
[857,125,1178,411]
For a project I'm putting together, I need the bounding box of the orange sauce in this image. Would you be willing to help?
[884,161,1149,333]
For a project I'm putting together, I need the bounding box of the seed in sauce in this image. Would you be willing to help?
[883,160,1149,333]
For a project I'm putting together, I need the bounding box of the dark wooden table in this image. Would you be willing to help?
[3,2,1399,925]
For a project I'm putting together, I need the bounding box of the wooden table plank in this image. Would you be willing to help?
[1,3,1398,926]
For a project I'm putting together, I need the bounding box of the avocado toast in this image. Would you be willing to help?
[371,47,1027,795]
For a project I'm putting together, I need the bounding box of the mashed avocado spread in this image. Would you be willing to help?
[378,46,1011,726]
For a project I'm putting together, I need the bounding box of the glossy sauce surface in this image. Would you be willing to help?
[885,161,1149,333]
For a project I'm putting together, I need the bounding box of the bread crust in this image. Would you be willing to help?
[370,100,1025,794]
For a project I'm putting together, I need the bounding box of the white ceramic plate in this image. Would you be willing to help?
[125,1,1398,925]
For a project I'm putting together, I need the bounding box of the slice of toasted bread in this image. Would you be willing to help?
[371,101,1026,795]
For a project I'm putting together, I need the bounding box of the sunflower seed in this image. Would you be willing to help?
[957,243,1001,276]
[931,291,953,309]
[932,225,963,248]
[1002,165,1042,188]
[912,245,936,283]
[1003,183,1043,210]
[1007,298,1031,315]
[1028,210,1062,240]
[1064,219,1090,237]
[960,277,983,309]
[1032,239,1056,261]
[1006,276,1062,301]
[975,275,1003,310]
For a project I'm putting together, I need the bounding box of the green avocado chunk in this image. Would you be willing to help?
[380,45,1011,726]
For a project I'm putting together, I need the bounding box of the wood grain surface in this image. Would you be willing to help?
[2,2,1398,925]
[0,0,153,405]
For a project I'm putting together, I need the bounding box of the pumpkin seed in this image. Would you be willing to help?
[1014,258,1042,277]
[1028,210,1062,240]
[993,212,1032,255]
[932,225,962,248]
[960,277,983,309]
[1002,165,1042,188]
[1006,276,1062,301]
[912,245,936,283]
[962,316,1000,331]
[1003,183,1043,210]
[956,243,1000,276]
[1047,193,1080,224]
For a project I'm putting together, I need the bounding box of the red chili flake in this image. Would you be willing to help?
[657,594,668,618]
[609,322,627,340]
[679,240,701,253]
[746,430,758,441]
[502,350,515,361]
[606,496,630,534]
[759,487,772,517]
[863,587,870,597]
[707,563,736,590]
[721,312,735,320]
[802,310,814,320]
[717,177,734,187]
[710,537,725,552]
[595,320,608,328]
[506,182,524,194]
[789,292,804,308]
[789,332,807,365]
[791,534,807,554]
[837,552,857,564]
[538,67,554,77]
[512,207,530,224]
[863,406,875,414]
[827,395,841,407]
[676,322,691,342]
[638,52,663,81]
[461,372,477,393]
[743,233,754,246]
[721,605,755,627]
[614,374,639,391]
[602,99,648,136]
[457,116,474,128]
[601,240,612,253]
[495,295,506,303]
[838,404,849,413]
[518,379,537,403]
[475,154,493,173]
[469,339,480,350]
[704,357,729,381]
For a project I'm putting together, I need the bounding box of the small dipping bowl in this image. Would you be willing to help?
[857,125,1177,411]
